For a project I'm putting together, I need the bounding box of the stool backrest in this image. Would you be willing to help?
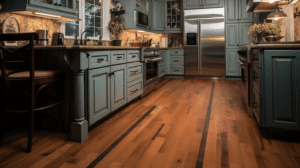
[0,33,39,83]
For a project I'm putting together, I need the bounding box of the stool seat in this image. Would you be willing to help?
[6,70,63,86]
[0,69,20,77]
[8,70,61,78]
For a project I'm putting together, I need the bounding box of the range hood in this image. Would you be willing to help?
[246,0,279,12]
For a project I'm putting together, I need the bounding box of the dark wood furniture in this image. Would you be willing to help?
[0,33,64,153]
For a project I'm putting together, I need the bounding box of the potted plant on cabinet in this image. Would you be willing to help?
[108,14,125,46]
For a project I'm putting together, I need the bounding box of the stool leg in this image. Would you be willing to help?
[27,89,34,153]
[0,110,5,145]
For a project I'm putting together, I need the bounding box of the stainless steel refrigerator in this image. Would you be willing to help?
[184,8,225,78]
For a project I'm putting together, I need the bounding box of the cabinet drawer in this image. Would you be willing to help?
[170,49,184,56]
[170,56,184,64]
[127,78,143,102]
[253,64,261,87]
[111,51,127,65]
[158,65,166,78]
[159,50,167,56]
[252,89,260,122]
[127,62,143,82]
[127,50,140,62]
[170,65,184,75]
[158,55,166,67]
[88,51,111,69]
[253,49,260,65]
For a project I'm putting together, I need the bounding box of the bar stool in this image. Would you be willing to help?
[0,33,64,153]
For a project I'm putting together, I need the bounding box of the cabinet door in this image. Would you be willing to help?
[152,0,165,30]
[225,49,240,76]
[226,24,239,48]
[239,23,252,46]
[202,0,223,8]
[238,0,252,23]
[136,0,149,14]
[111,64,127,112]
[183,0,201,9]
[264,50,300,130]
[88,67,110,126]
[57,0,77,14]
[29,0,57,10]
[165,0,182,30]
[225,0,238,23]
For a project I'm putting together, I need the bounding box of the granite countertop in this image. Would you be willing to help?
[244,43,300,49]
[158,47,184,49]
[6,45,141,50]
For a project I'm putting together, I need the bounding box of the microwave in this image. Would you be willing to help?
[135,11,149,29]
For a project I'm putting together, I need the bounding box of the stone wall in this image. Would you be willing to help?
[0,12,61,45]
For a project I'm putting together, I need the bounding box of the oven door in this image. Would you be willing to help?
[144,58,162,86]
[237,59,249,110]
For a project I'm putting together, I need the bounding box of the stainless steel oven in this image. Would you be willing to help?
[140,47,162,97]
[237,49,250,112]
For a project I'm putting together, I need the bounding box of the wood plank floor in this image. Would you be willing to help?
[1,78,300,168]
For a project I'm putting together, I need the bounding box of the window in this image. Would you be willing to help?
[62,0,102,39]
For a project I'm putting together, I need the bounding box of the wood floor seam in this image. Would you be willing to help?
[86,106,157,168]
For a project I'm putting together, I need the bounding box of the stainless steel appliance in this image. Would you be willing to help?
[184,8,225,78]
[36,30,48,46]
[135,11,150,30]
[51,32,64,46]
[237,49,250,112]
[140,47,162,97]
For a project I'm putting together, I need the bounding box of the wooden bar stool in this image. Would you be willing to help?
[0,33,64,153]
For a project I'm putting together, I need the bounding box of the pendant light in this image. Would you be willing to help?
[267,7,287,20]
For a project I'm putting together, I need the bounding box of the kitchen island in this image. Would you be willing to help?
[25,45,142,143]
[245,43,300,131]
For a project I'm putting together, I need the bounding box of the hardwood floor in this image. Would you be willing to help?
[1,78,300,168]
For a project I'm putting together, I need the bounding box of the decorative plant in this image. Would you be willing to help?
[108,14,125,40]
[248,20,281,43]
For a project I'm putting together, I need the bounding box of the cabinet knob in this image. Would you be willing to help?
[58,4,62,6]
[54,3,58,5]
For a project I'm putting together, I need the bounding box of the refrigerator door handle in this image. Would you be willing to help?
[198,19,202,75]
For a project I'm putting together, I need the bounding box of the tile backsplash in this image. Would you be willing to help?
[0,12,61,45]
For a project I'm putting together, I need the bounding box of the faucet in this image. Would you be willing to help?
[80,30,92,45]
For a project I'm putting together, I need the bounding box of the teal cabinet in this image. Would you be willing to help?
[110,64,127,112]
[226,23,252,48]
[152,0,165,30]
[88,67,111,126]
[225,0,252,24]
[169,49,184,75]
[183,0,224,9]
[225,49,240,76]
[226,24,239,48]
[1,0,78,20]
[239,23,252,46]
[165,0,182,31]
[263,50,300,130]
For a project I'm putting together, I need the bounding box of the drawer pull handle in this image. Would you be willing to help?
[130,89,139,93]
[174,60,179,62]
[117,56,122,60]
[130,70,139,73]
[175,52,178,53]
[132,55,136,58]
[175,70,179,71]
[97,58,104,63]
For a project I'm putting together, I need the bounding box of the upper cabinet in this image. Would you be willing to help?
[152,0,165,30]
[135,0,150,14]
[183,0,224,10]
[165,0,182,31]
[225,0,252,23]
[1,0,79,21]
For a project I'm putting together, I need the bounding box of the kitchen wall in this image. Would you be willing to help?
[0,12,61,45]
[120,30,183,47]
